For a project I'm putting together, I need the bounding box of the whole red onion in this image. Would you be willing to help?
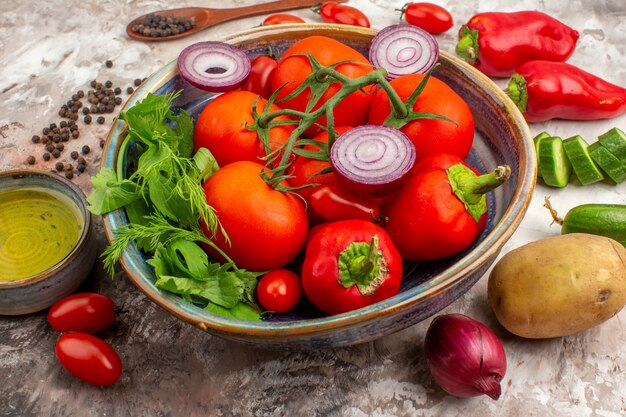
[424,313,507,400]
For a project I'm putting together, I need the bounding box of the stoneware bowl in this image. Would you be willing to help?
[0,169,97,315]
[101,24,536,350]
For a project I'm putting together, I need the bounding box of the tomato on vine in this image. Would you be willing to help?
[240,54,279,99]
[262,13,305,25]
[256,269,302,313]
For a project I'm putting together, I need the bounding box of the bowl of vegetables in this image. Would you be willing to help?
[96,23,535,350]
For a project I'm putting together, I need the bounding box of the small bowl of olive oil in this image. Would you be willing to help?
[0,170,97,315]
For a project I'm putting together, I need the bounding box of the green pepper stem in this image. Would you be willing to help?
[347,235,379,280]
[504,73,528,113]
[448,163,511,222]
[455,26,479,64]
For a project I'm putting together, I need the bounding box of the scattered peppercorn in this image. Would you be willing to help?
[42,153,51,161]
[51,149,61,158]
[26,156,36,165]
[126,87,134,94]
[55,162,64,172]
[65,171,74,179]
[96,116,105,124]
[70,151,79,160]
[114,87,121,95]
[31,135,40,144]
[134,78,142,86]
[77,164,86,173]
[105,60,113,68]
[81,145,90,155]
[84,115,92,124]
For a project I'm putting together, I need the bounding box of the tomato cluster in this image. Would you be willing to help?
[192,35,499,316]
[48,292,122,387]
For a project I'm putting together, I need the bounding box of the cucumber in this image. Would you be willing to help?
[537,136,571,187]
[562,135,604,185]
[560,204,626,246]
[598,127,626,162]
[533,132,551,180]
[588,141,626,184]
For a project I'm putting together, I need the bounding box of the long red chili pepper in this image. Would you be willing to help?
[455,11,579,78]
[506,60,626,122]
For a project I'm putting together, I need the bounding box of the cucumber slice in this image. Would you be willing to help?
[562,135,604,185]
[533,132,551,180]
[538,136,572,188]
[598,127,626,162]
[588,141,626,184]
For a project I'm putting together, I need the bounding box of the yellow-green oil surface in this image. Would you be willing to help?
[0,187,83,281]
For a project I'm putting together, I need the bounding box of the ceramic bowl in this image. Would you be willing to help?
[101,24,536,349]
[0,169,97,315]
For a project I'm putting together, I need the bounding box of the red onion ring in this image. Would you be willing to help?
[177,41,251,92]
[330,125,416,198]
[369,24,439,79]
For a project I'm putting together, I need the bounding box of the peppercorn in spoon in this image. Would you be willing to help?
[126,0,348,41]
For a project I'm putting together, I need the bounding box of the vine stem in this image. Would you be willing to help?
[255,66,411,188]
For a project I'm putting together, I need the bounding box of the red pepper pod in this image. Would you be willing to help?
[382,154,511,261]
[506,60,626,122]
[455,11,579,78]
[301,219,402,315]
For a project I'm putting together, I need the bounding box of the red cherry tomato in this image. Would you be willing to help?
[317,2,370,28]
[256,269,303,313]
[48,292,115,334]
[240,55,279,99]
[400,2,453,34]
[262,13,305,25]
[55,333,122,386]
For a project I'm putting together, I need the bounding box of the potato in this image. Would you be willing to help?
[487,233,626,338]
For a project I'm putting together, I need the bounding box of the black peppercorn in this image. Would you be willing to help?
[26,156,36,165]
[114,87,121,95]
[77,156,86,165]
[52,149,61,158]
[45,144,55,152]
[56,143,64,151]
[72,130,80,139]
[105,80,113,88]
[126,87,134,94]
[134,78,142,86]
[84,115,92,124]
[55,162,64,172]
[81,145,90,155]
[42,153,51,161]
[70,151,79,160]
[65,171,74,179]
[105,60,113,68]
[31,135,41,143]
[77,164,86,173]
[96,116,105,124]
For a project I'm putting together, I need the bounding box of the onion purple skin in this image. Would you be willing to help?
[369,24,439,80]
[424,313,507,400]
[177,41,251,92]
[330,125,416,198]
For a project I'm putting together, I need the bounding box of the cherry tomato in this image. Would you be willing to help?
[194,90,294,167]
[400,3,454,34]
[240,55,278,99]
[256,269,302,313]
[271,36,375,137]
[55,333,122,386]
[48,292,115,334]
[262,13,305,25]
[201,161,309,272]
[368,73,474,161]
[317,2,370,28]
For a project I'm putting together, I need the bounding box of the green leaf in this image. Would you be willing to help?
[87,167,140,214]
[164,239,210,280]
[123,197,155,252]
[205,302,262,321]
[169,109,195,158]
[193,147,220,181]
[155,274,243,309]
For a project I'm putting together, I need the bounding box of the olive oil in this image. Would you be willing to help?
[0,187,83,281]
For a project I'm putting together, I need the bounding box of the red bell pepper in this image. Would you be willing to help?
[455,11,579,78]
[382,153,511,261]
[506,60,626,122]
[301,219,402,315]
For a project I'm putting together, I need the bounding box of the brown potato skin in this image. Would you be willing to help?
[488,233,626,339]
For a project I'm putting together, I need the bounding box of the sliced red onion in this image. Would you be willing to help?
[177,41,251,92]
[330,125,416,198]
[369,24,439,79]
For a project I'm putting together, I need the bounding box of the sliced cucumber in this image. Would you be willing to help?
[538,136,572,188]
[533,132,551,180]
[588,141,626,184]
[598,127,626,162]
[562,135,604,185]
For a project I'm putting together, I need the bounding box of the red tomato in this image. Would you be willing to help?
[201,161,309,271]
[240,55,278,99]
[55,333,122,386]
[48,292,115,334]
[368,73,474,161]
[262,13,305,25]
[256,269,302,313]
[318,2,370,28]
[271,36,376,137]
[400,3,454,34]
[194,90,294,167]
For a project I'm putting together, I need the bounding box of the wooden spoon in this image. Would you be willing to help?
[126,0,348,42]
